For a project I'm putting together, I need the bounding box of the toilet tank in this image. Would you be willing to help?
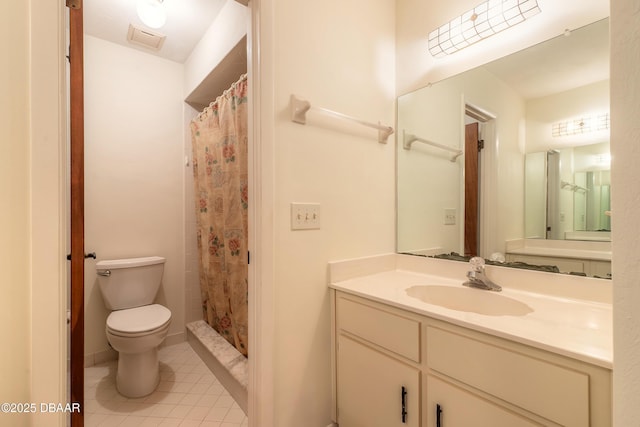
[96,256,165,310]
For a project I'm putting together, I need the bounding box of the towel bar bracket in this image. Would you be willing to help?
[290,94,394,144]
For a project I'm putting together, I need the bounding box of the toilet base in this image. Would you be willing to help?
[115,348,160,398]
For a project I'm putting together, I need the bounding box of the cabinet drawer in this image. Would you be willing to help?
[427,326,589,427]
[337,296,420,362]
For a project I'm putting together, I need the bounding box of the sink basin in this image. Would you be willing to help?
[405,285,533,316]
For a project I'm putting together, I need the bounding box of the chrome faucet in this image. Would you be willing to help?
[463,257,502,292]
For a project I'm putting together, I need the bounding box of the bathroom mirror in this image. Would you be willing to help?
[396,18,610,273]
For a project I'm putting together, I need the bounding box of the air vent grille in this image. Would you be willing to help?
[126,24,166,51]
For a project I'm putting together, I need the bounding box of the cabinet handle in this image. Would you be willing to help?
[436,403,442,427]
[401,386,407,423]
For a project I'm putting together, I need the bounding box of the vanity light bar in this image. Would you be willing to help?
[428,0,541,58]
[552,113,610,137]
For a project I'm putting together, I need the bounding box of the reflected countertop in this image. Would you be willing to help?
[329,254,613,369]
[505,238,612,261]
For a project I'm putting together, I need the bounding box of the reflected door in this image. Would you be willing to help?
[464,122,480,257]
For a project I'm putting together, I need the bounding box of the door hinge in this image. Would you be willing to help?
[247,251,250,265]
[66,0,81,10]
[477,139,485,151]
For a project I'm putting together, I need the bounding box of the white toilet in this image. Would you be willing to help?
[96,256,172,398]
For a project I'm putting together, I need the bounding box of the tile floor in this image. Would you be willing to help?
[84,341,248,427]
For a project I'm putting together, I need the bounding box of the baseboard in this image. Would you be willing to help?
[84,331,185,367]
[84,348,117,367]
[162,331,186,347]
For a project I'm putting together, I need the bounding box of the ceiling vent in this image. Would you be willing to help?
[127,24,166,51]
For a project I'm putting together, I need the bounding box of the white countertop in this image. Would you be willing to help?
[505,238,612,261]
[330,268,612,369]
[506,246,612,261]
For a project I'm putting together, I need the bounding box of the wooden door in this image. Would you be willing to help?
[337,335,420,427]
[68,1,85,426]
[464,123,479,257]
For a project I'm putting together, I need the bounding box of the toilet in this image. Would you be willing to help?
[96,256,172,398]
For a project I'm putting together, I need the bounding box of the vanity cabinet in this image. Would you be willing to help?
[332,291,612,427]
[335,296,421,426]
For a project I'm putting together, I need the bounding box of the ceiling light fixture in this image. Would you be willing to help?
[137,0,167,29]
[552,113,610,137]
[428,0,541,58]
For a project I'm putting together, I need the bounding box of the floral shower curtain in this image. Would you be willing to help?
[190,74,248,356]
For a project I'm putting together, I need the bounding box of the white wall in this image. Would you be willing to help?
[29,2,67,425]
[83,35,186,359]
[257,0,397,424]
[0,3,31,425]
[611,0,640,425]
[526,80,610,153]
[397,82,463,254]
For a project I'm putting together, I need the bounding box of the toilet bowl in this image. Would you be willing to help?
[96,256,172,398]
[106,304,171,397]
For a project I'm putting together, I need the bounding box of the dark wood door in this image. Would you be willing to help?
[68,1,85,425]
[464,123,479,257]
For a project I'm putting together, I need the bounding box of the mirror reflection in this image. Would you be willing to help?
[397,18,611,277]
[526,143,611,241]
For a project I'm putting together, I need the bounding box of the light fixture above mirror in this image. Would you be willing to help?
[552,112,610,137]
[428,0,542,58]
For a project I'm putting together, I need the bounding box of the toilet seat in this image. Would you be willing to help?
[107,304,171,337]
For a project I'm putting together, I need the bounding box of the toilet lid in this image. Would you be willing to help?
[106,304,171,334]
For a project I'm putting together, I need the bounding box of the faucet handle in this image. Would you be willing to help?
[469,256,486,271]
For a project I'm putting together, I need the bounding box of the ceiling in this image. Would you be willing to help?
[483,18,609,100]
[84,0,227,63]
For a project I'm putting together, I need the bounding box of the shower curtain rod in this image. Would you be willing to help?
[402,130,463,162]
[289,94,394,144]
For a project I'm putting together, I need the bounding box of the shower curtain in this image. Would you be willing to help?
[190,74,248,356]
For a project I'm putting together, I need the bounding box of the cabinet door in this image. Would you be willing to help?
[590,260,611,278]
[426,375,543,427]
[337,335,420,427]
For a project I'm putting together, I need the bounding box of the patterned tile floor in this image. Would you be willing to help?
[84,341,248,427]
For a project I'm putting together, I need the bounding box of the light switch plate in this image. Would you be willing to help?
[444,208,456,225]
[291,203,321,230]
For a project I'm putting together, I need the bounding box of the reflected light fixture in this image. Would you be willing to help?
[137,0,167,29]
[428,0,541,58]
[552,113,610,137]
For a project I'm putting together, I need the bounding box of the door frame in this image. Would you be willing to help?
[68,0,85,425]
[247,0,275,426]
[464,103,497,258]
[29,0,68,426]
[59,1,275,425]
